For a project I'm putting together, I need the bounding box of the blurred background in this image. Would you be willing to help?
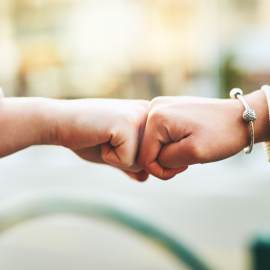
[0,0,270,269]
[1,0,270,100]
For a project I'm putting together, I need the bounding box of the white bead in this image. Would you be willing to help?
[230,88,243,99]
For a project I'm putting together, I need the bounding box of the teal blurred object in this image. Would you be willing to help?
[250,233,270,270]
[1,191,268,270]
[0,192,215,270]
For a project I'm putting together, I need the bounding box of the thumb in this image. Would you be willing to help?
[158,136,200,169]
[101,127,139,168]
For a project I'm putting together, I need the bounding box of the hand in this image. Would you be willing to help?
[54,99,150,181]
[138,90,269,180]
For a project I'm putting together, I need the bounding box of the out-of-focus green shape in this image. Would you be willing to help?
[250,233,270,270]
[0,192,216,270]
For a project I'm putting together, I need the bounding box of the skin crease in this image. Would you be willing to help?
[138,90,270,180]
[0,98,149,182]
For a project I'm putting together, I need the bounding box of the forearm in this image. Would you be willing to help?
[0,98,57,158]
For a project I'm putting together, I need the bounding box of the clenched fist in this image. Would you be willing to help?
[138,90,270,180]
[54,99,150,181]
[0,98,150,181]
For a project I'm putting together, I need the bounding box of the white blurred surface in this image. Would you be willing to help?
[0,144,269,270]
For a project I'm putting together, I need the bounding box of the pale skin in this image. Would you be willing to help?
[0,90,269,182]
[0,97,150,181]
[138,89,270,180]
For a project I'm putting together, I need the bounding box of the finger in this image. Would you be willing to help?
[101,127,139,168]
[158,136,199,168]
[144,161,188,180]
[121,169,149,182]
[138,123,186,180]
[73,145,149,181]
[73,145,106,164]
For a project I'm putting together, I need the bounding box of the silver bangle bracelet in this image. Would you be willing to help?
[230,88,257,154]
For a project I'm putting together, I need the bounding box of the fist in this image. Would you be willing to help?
[55,99,150,181]
[138,96,252,180]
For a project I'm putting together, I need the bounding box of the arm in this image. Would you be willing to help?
[138,89,270,180]
[0,97,55,157]
[0,97,150,181]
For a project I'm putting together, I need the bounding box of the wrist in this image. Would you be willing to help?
[0,97,59,157]
[33,98,60,145]
[12,98,59,146]
[245,90,270,143]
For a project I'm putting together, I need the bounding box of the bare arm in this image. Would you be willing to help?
[0,97,150,181]
[0,97,56,157]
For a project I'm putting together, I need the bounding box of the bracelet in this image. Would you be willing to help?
[261,85,270,162]
[230,88,257,154]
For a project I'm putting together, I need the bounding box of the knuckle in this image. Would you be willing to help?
[119,154,136,169]
[122,114,140,129]
[124,164,142,173]
[150,96,164,109]
[103,152,135,168]
[148,107,167,124]
[150,96,172,109]
[121,160,135,168]
[138,100,150,109]
[186,140,204,162]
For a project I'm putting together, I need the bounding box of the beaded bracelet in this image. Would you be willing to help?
[261,85,270,162]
